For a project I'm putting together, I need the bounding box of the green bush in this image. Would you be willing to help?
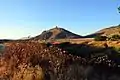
[111,34,120,40]
[94,36,107,41]
[108,34,120,41]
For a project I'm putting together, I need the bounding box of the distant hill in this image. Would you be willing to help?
[31,26,82,40]
[86,25,120,38]
[0,39,13,43]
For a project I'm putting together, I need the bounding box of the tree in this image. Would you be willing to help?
[118,6,120,13]
[94,35,107,41]
[108,34,120,41]
[111,34,120,40]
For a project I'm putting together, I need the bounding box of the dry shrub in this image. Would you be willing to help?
[0,42,86,80]
[12,65,44,80]
[1,41,120,80]
[0,42,46,80]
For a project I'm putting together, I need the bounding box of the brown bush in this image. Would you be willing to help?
[12,65,44,80]
[0,42,86,80]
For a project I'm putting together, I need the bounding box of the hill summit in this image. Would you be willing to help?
[32,26,82,40]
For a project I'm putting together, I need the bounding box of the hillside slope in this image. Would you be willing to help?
[86,25,120,38]
[31,26,82,40]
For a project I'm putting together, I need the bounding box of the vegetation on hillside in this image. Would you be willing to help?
[94,34,120,41]
[94,36,107,41]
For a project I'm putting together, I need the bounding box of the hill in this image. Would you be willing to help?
[86,25,120,38]
[0,39,13,43]
[31,26,82,41]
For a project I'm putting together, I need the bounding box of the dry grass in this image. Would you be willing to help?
[12,65,44,80]
[1,40,120,80]
[97,26,120,36]
[0,41,86,80]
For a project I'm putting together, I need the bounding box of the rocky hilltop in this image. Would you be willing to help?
[31,26,82,40]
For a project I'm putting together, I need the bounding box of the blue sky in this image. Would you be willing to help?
[0,0,120,39]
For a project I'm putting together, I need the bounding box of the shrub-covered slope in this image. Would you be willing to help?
[1,42,120,80]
